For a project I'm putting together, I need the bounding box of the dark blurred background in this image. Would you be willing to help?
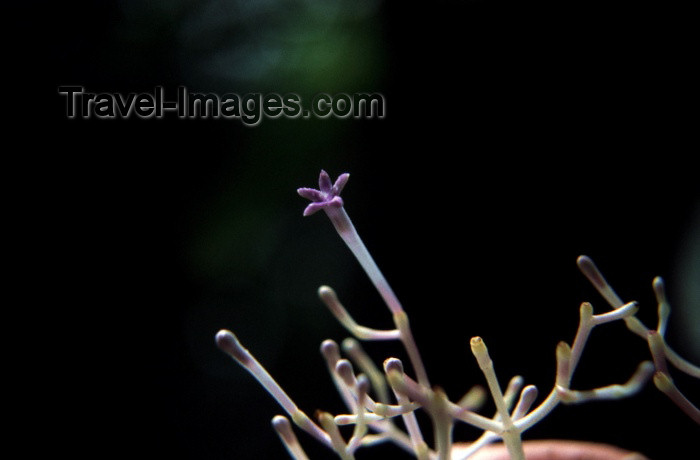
[18,0,700,458]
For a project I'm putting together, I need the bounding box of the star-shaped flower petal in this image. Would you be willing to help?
[297,170,350,216]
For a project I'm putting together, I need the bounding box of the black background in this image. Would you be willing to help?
[16,0,699,459]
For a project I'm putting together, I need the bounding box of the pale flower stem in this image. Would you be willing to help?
[346,375,370,454]
[325,207,430,387]
[326,207,404,315]
[383,358,430,460]
[393,310,431,387]
[299,172,430,387]
[396,392,429,460]
[470,337,524,460]
[272,415,311,460]
[215,330,332,447]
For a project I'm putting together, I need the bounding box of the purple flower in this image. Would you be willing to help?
[297,170,350,216]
